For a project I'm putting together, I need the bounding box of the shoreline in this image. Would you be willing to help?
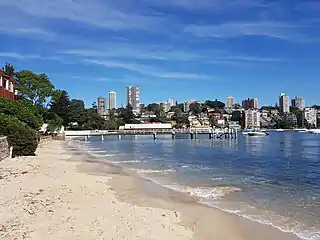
[71,140,302,240]
[1,140,302,239]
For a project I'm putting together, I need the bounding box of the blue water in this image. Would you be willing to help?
[79,132,320,240]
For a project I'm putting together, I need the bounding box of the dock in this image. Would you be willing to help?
[64,128,238,141]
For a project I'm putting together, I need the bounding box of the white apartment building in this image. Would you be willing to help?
[279,93,290,113]
[243,109,261,129]
[292,97,305,110]
[108,91,116,110]
[304,108,317,128]
[97,96,106,115]
[226,96,235,108]
[126,86,140,111]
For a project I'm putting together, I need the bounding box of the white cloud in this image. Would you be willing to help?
[0,0,167,32]
[184,21,314,42]
[84,59,212,80]
[59,43,202,61]
[145,0,267,11]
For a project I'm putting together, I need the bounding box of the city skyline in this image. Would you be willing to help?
[0,1,320,107]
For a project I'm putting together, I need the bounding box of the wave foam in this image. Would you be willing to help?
[112,160,143,164]
[163,184,241,200]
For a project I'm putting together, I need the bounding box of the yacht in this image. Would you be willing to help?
[308,129,320,134]
[244,129,269,136]
[295,128,308,133]
[247,131,269,136]
[275,129,284,132]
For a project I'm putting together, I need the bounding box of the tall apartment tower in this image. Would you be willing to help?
[242,98,259,109]
[291,97,305,110]
[279,93,290,113]
[226,96,235,108]
[97,96,106,115]
[108,91,116,110]
[126,86,140,111]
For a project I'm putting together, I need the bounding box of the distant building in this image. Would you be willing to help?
[108,91,116,110]
[160,102,170,113]
[226,96,235,108]
[97,96,106,115]
[0,70,17,100]
[241,98,259,110]
[126,86,140,112]
[242,109,260,129]
[291,97,305,110]
[183,100,196,112]
[279,93,290,113]
[304,108,317,128]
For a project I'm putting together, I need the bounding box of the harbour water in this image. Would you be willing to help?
[79,132,320,240]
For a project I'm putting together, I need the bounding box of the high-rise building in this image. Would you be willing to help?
[226,96,235,108]
[304,108,317,128]
[242,109,261,129]
[108,91,116,110]
[97,96,106,115]
[126,86,140,111]
[291,97,305,110]
[241,98,259,109]
[167,99,174,108]
[279,93,290,113]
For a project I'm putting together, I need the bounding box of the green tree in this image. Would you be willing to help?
[204,99,225,109]
[49,90,71,127]
[92,101,97,111]
[0,115,38,157]
[189,102,202,115]
[2,62,15,76]
[83,109,105,130]
[15,70,54,105]
[0,97,43,130]
[68,99,86,125]
[231,111,242,122]
[43,112,63,133]
[147,103,162,117]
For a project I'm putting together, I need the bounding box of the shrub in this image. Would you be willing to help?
[0,97,43,130]
[0,115,38,157]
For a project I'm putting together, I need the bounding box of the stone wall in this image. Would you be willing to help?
[0,136,9,160]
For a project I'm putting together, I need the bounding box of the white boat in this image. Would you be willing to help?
[247,131,269,136]
[295,128,308,133]
[308,129,320,134]
[275,129,284,132]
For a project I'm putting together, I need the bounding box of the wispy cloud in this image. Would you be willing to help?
[0,52,75,64]
[145,0,267,11]
[84,59,212,80]
[0,0,168,32]
[60,45,201,61]
[184,21,316,42]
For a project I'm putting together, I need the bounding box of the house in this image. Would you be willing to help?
[0,70,17,100]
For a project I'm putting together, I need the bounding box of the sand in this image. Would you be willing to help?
[0,140,301,240]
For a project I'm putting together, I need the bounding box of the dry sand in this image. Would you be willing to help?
[0,140,301,240]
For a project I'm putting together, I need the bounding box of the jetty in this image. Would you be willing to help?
[64,127,238,141]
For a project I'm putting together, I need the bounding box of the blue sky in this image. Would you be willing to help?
[1,0,320,107]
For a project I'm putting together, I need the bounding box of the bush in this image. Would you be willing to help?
[0,115,38,157]
[0,97,43,130]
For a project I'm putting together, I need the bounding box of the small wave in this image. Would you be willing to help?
[88,150,107,153]
[112,160,142,164]
[211,177,224,181]
[262,179,283,186]
[163,184,241,200]
[201,201,320,240]
[136,169,176,174]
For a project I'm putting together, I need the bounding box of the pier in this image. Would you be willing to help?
[64,128,238,141]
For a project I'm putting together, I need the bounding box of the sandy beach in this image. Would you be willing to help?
[0,140,301,240]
